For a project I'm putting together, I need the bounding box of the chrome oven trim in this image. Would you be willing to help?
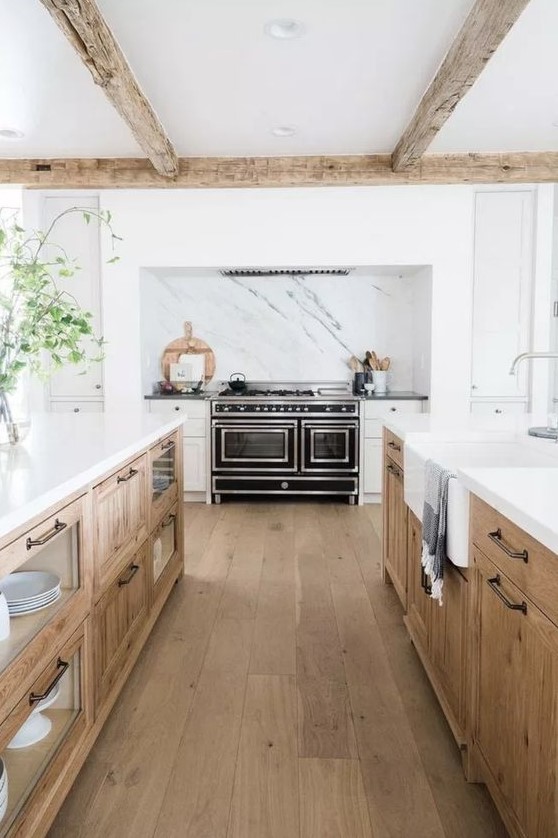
[300,420,359,474]
[212,475,358,495]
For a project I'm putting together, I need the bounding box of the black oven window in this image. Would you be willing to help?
[224,430,286,460]
[313,431,347,460]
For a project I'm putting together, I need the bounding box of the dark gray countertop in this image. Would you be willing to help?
[145,390,428,401]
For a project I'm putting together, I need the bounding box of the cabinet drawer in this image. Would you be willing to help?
[93,454,148,591]
[183,418,206,438]
[383,429,404,469]
[49,401,104,413]
[0,621,90,837]
[94,543,148,709]
[148,399,206,420]
[470,401,527,416]
[471,495,558,625]
[364,399,423,420]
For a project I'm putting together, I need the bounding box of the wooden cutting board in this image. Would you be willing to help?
[161,322,216,383]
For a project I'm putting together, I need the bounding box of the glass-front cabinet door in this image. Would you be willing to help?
[150,503,180,606]
[149,431,179,525]
[0,621,90,836]
[301,421,359,472]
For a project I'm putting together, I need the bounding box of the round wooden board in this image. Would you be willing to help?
[161,322,216,383]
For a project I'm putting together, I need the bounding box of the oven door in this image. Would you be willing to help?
[212,421,298,472]
[301,420,359,472]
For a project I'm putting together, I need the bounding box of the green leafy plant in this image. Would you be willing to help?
[0,206,120,441]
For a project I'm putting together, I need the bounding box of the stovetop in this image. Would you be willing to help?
[218,388,315,398]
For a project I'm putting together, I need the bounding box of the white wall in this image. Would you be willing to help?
[139,268,424,393]
[411,267,433,398]
[78,185,474,415]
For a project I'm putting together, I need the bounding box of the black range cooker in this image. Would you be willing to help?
[211,387,359,503]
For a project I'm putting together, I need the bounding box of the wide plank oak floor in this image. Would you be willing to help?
[50,502,506,838]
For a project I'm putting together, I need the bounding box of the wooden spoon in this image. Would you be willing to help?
[380,356,391,371]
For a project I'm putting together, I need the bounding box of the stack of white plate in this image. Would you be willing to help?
[0,572,61,616]
[0,756,8,821]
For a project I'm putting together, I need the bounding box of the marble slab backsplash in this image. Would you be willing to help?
[140,270,421,392]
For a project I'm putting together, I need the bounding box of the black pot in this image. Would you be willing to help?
[229,372,247,393]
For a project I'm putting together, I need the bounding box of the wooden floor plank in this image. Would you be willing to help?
[250,508,296,675]
[297,676,357,759]
[218,509,266,621]
[227,674,299,838]
[299,758,374,838]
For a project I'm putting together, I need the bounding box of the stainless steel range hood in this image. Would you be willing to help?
[219,268,353,278]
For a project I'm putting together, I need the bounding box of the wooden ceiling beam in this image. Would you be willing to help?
[38,0,178,177]
[392,0,532,171]
[0,152,557,188]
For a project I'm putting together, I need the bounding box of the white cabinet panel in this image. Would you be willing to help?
[470,401,528,416]
[363,438,383,494]
[43,196,104,400]
[148,399,207,423]
[184,438,207,492]
[471,191,534,400]
[183,418,206,437]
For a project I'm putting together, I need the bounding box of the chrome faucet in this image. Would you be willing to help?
[509,351,558,375]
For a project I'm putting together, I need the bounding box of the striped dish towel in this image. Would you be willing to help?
[421,459,456,605]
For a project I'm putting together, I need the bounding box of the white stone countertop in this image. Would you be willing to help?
[383,412,555,443]
[0,412,185,542]
[458,466,558,555]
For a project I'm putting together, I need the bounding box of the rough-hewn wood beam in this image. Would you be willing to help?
[0,152,556,189]
[392,0,532,171]
[38,0,178,177]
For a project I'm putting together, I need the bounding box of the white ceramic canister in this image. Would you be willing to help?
[372,370,388,394]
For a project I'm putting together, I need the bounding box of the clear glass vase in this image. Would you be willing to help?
[0,380,31,446]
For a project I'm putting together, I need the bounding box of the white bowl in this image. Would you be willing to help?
[363,383,375,392]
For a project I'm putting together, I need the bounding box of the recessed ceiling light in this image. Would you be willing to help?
[0,128,24,140]
[264,19,305,40]
[271,125,297,138]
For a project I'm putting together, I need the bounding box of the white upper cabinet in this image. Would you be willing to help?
[471,190,534,401]
[43,195,104,401]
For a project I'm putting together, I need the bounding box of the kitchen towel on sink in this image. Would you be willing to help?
[421,459,456,605]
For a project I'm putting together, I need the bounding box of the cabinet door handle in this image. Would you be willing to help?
[162,513,176,528]
[387,441,401,452]
[118,564,140,587]
[26,519,67,550]
[161,440,175,450]
[29,658,69,705]
[386,463,401,479]
[488,528,528,563]
[487,575,527,614]
[117,467,139,484]
[421,567,432,596]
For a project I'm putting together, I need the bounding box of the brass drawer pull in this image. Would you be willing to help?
[161,440,175,450]
[487,575,527,615]
[26,519,67,550]
[162,513,176,528]
[118,564,139,587]
[488,528,528,563]
[30,658,69,705]
[117,467,138,484]
[388,441,401,452]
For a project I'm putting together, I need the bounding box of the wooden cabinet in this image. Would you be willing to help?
[93,454,148,590]
[94,543,148,710]
[471,547,558,838]
[382,443,407,609]
[405,511,468,747]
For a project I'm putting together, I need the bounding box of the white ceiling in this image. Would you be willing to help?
[0,0,556,159]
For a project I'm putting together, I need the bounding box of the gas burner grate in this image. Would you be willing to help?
[218,388,316,398]
[220,268,352,278]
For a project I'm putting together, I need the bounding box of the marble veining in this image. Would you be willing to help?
[140,270,421,392]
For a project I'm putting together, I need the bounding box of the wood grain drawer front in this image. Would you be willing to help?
[151,504,178,592]
[94,543,148,708]
[0,621,91,838]
[472,548,558,838]
[149,431,179,527]
[364,399,423,420]
[471,495,558,625]
[384,429,404,469]
[94,454,148,591]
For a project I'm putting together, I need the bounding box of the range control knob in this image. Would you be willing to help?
[281,481,289,489]
[304,406,309,411]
